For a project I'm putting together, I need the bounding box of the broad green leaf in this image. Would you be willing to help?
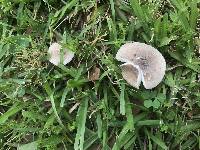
[144,100,153,108]
[152,99,160,109]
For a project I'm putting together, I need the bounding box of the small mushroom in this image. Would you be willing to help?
[48,42,74,66]
[116,42,166,89]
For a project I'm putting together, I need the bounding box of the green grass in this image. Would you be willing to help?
[0,0,200,149]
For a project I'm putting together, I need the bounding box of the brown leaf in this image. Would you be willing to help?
[25,26,32,34]
[187,111,193,118]
[88,67,100,81]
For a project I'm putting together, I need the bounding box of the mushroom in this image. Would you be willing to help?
[116,42,166,89]
[48,42,74,66]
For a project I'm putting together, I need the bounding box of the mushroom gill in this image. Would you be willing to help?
[116,42,166,89]
[120,63,142,89]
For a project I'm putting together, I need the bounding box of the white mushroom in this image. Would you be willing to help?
[48,42,74,66]
[116,42,166,89]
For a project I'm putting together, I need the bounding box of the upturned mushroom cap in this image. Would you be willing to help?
[48,42,74,66]
[120,62,142,89]
[116,42,166,89]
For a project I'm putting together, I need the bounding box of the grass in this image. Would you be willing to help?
[0,0,200,149]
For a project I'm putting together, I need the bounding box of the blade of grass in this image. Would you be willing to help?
[161,14,168,39]
[189,1,198,30]
[96,112,102,138]
[0,102,25,124]
[168,51,200,73]
[136,120,161,126]
[145,129,167,150]
[60,86,69,107]
[112,123,134,150]
[125,94,134,131]
[102,86,109,149]
[0,44,8,60]
[74,98,89,150]
[106,17,117,41]
[119,83,125,115]
[116,7,128,23]
[109,0,115,20]
[123,135,137,149]
[43,81,64,128]
[83,133,98,150]
[51,0,78,27]
[169,0,186,11]
[181,137,197,150]
[178,11,190,31]
[179,122,200,134]
[130,0,148,31]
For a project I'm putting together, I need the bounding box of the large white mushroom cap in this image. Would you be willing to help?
[116,42,166,89]
[48,42,74,66]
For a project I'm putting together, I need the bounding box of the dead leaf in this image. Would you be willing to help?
[25,26,32,34]
[88,67,100,81]
[187,111,193,118]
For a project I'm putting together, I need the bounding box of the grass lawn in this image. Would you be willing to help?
[0,0,200,149]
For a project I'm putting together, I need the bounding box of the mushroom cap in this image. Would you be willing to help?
[48,42,74,66]
[116,42,166,89]
[120,62,142,89]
